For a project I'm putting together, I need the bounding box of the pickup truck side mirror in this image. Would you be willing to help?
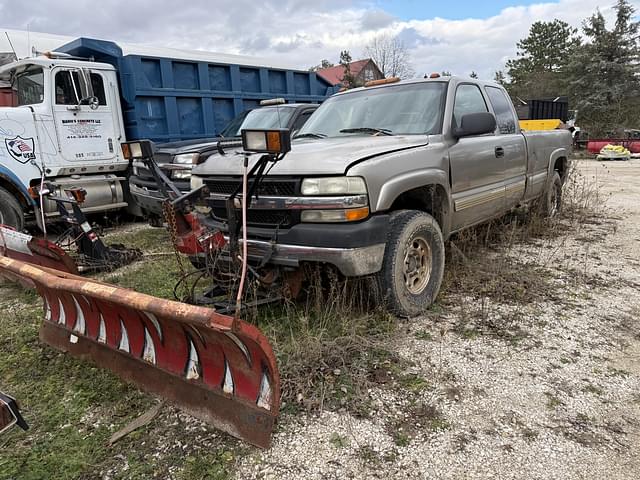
[453,112,497,138]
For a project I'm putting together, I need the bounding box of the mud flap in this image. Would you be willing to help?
[0,256,280,448]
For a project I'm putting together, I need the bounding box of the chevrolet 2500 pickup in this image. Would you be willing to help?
[190,76,572,316]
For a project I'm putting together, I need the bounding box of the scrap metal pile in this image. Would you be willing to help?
[0,130,293,448]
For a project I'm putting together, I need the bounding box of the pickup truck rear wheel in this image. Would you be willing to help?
[541,172,562,218]
[377,210,445,317]
[0,187,24,230]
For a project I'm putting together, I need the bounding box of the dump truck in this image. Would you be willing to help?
[0,37,335,230]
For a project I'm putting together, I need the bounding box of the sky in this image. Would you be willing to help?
[0,0,638,79]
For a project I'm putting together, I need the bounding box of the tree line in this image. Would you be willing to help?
[498,0,639,136]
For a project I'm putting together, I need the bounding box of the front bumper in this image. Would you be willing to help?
[198,214,390,276]
[129,176,191,216]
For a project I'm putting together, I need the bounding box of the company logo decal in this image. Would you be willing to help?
[5,136,36,163]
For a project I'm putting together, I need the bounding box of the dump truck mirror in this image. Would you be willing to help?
[78,68,94,103]
[0,392,28,434]
[241,129,291,155]
[78,68,97,108]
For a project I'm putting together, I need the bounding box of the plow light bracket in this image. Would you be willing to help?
[241,129,291,155]
[121,140,155,161]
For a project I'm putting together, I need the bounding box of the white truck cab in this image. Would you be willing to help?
[0,55,130,229]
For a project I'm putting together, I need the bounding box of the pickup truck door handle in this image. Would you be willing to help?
[495,147,504,158]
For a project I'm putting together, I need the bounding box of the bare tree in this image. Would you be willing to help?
[364,34,415,79]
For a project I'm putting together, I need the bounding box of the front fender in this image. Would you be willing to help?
[375,168,450,211]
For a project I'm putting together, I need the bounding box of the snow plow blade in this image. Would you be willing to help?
[0,256,280,448]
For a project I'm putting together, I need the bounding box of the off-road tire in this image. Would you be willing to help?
[377,210,445,317]
[540,171,562,218]
[0,187,24,230]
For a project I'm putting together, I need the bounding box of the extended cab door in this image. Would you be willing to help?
[449,83,505,230]
[484,86,527,209]
[51,67,118,163]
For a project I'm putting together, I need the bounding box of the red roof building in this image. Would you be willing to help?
[316,59,384,87]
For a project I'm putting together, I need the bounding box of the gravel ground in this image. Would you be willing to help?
[235,158,640,480]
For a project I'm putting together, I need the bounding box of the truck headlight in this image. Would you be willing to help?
[190,175,204,190]
[171,153,200,179]
[301,177,367,195]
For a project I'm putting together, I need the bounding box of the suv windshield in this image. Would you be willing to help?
[223,107,296,137]
[298,82,447,137]
[15,67,44,106]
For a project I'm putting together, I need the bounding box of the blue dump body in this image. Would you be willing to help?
[58,38,337,143]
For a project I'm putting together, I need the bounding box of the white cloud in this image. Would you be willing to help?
[0,0,638,79]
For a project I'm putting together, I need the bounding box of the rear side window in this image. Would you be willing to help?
[486,86,517,134]
[453,84,488,130]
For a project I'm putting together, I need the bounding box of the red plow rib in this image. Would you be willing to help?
[0,256,280,448]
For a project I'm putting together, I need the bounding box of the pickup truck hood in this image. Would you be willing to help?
[155,137,226,155]
[192,135,430,176]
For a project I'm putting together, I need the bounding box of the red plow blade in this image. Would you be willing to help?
[0,256,280,448]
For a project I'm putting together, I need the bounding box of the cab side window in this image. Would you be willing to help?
[453,84,488,130]
[55,71,78,105]
[485,86,517,134]
[55,71,107,106]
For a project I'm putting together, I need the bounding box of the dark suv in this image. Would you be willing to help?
[129,103,318,223]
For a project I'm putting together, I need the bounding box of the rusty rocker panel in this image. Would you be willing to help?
[0,256,280,448]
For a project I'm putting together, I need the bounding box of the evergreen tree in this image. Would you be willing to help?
[493,70,507,86]
[339,50,357,88]
[567,0,640,134]
[505,20,581,98]
[308,59,334,72]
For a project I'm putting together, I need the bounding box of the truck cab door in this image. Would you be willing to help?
[449,83,505,230]
[484,86,526,209]
[51,68,118,164]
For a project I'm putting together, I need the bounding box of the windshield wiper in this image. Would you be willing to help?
[339,127,394,136]
[294,132,327,139]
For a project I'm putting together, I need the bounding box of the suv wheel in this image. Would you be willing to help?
[377,210,445,317]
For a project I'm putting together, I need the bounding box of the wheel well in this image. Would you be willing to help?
[554,157,568,182]
[0,175,31,210]
[389,184,449,229]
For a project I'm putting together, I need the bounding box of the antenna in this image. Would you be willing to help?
[5,32,17,60]
[27,23,31,58]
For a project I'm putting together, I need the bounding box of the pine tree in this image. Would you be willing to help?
[339,50,357,88]
[505,20,581,98]
[567,0,640,134]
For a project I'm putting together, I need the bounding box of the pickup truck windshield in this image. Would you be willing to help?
[223,107,296,137]
[15,67,45,106]
[298,82,447,137]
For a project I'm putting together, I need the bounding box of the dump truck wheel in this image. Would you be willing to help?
[541,171,562,218]
[377,210,445,317]
[0,187,24,230]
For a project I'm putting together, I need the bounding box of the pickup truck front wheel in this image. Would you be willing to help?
[377,210,445,317]
[0,187,24,231]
